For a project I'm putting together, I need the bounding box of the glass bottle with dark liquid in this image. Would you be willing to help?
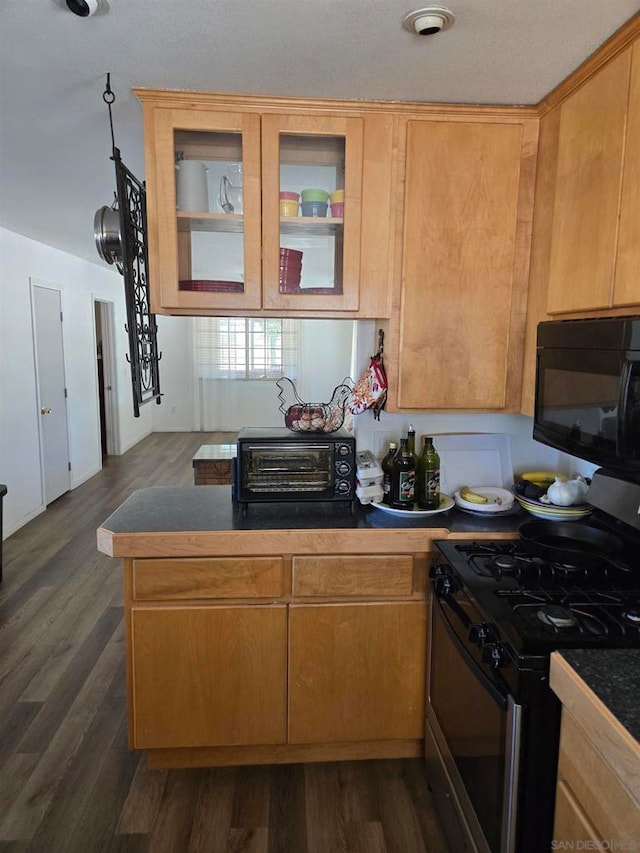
[417,436,440,510]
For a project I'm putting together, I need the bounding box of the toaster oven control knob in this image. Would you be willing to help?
[335,479,351,494]
[337,443,351,456]
[481,643,508,669]
[335,461,352,476]
[469,622,499,646]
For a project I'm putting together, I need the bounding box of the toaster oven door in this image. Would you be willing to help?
[238,441,338,501]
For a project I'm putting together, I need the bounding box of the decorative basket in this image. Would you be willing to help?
[276,376,353,433]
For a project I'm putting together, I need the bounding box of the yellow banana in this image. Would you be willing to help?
[520,471,567,485]
[460,485,490,505]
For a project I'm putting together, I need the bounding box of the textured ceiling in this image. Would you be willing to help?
[1,0,639,264]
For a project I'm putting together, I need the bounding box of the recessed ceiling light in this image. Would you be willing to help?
[403,6,455,36]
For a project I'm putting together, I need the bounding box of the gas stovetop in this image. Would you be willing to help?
[433,537,640,656]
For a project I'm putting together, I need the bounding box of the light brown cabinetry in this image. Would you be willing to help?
[550,652,640,847]
[553,710,640,845]
[289,601,426,744]
[136,89,395,319]
[614,42,640,306]
[546,49,634,314]
[383,116,537,411]
[521,37,640,414]
[123,550,429,767]
[130,604,287,749]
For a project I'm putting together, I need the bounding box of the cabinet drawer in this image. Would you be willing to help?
[132,557,283,600]
[292,555,413,597]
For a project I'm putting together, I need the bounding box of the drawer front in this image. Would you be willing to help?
[292,555,413,597]
[132,557,283,600]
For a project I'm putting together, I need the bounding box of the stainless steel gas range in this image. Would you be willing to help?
[425,468,640,853]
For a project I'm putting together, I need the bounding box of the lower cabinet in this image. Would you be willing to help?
[553,709,640,845]
[125,552,429,763]
[130,604,287,749]
[288,601,427,744]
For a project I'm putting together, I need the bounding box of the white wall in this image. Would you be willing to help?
[156,318,356,432]
[150,315,194,431]
[0,228,152,537]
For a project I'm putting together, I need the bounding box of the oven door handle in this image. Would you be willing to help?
[436,597,508,710]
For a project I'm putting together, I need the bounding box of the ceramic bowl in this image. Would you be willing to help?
[301,201,328,217]
[300,188,330,202]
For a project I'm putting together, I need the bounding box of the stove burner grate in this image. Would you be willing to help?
[537,605,577,629]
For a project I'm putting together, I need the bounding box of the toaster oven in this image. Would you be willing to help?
[234,427,356,507]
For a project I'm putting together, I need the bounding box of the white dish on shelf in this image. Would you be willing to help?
[369,494,454,517]
[432,434,513,496]
[454,486,515,513]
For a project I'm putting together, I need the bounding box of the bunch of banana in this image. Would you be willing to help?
[460,485,500,505]
[520,471,566,488]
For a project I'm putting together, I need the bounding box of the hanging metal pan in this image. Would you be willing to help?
[518,519,627,570]
[94,204,123,273]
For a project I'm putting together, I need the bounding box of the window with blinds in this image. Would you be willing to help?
[193,317,299,380]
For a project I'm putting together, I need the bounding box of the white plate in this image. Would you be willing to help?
[455,504,521,518]
[432,434,513,496]
[454,486,515,513]
[369,494,454,517]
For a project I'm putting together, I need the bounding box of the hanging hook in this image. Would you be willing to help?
[102,72,115,105]
[101,72,117,156]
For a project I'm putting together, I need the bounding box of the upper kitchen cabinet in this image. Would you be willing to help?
[384,115,537,411]
[135,90,395,318]
[546,45,640,314]
[614,42,640,307]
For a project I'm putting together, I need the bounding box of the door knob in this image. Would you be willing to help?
[106,385,112,391]
[41,406,52,415]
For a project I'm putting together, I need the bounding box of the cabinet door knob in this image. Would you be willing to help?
[41,406,52,415]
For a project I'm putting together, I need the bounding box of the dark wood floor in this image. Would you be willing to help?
[0,432,450,853]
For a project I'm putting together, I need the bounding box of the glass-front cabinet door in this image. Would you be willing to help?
[150,108,262,311]
[261,115,363,312]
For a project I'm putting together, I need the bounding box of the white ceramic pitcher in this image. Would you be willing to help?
[175,160,209,212]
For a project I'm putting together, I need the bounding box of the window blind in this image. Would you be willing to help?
[193,317,299,380]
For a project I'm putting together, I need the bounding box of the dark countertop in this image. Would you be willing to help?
[558,649,640,745]
[99,485,526,535]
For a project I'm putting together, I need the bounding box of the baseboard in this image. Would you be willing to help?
[4,502,45,539]
[70,464,102,490]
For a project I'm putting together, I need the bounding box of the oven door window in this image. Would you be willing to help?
[534,349,640,465]
[430,599,507,852]
[243,442,333,494]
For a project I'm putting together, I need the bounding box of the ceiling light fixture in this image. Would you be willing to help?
[66,0,100,17]
[403,6,455,35]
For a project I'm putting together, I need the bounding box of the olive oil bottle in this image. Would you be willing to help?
[391,438,416,508]
[416,436,441,510]
[381,442,398,504]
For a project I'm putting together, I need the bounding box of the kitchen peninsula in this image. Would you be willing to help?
[97,486,522,770]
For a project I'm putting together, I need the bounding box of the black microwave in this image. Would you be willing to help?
[533,316,640,472]
[233,427,356,507]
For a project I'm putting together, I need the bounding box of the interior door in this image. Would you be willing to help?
[32,284,70,504]
[94,299,118,455]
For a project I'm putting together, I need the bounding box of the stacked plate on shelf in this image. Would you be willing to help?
[510,487,594,522]
[279,248,303,293]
